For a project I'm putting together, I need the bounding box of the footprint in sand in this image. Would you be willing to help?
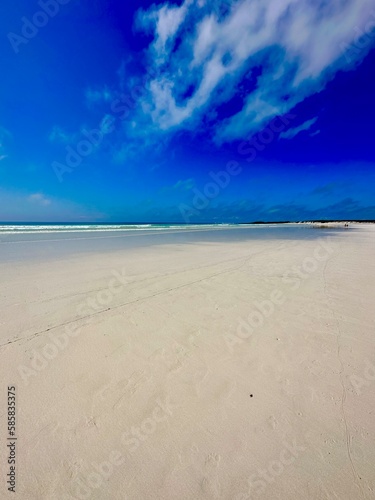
[92,377,130,411]
[177,443,200,469]
[268,415,278,430]
[201,453,222,498]
[85,416,98,428]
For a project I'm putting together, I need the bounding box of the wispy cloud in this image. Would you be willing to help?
[136,0,193,64]
[134,0,375,143]
[48,126,73,144]
[310,181,350,197]
[0,126,11,160]
[309,129,321,137]
[0,189,104,222]
[28,193,52,206]
[162,178,195,192]
[170,196,375,222]
[279,117,318,140]
[85,86,114,107]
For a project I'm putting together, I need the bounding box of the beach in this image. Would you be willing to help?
[0,223,374,499]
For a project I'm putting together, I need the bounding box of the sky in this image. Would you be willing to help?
[0,0,374,223]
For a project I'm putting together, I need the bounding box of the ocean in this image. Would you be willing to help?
[0,223,236,235]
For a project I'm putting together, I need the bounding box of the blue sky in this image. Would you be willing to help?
[0,0,374,222]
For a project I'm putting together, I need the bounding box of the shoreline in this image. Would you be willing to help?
[0,224,360,264]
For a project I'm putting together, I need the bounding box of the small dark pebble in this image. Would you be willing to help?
[250,394,253,398]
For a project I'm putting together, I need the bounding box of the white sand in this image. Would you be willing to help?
[0,225,374,499]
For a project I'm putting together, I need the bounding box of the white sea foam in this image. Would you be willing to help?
[0,224,234,235]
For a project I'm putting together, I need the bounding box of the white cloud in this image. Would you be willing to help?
[28,193,52,206]
[279,117,318,140]
[137,0,193,63]
[48,126,72,144]
[135,0,375,142]
[85,87,113,107]
[0,189,104,222]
